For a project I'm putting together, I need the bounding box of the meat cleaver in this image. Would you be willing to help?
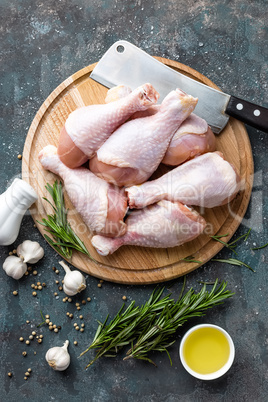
[90,40,268,134]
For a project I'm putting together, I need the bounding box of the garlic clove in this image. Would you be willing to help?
[45,340,70,371]
[59,260,86,296]
[3,255,27,280]
[17,240,44,264]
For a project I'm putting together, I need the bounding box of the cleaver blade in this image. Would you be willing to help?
[90,40,268,134]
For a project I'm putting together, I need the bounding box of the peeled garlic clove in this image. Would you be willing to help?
[59,260,86,296]
[3,255,27,280]
[45,340,70,371]
[17,240,44,264]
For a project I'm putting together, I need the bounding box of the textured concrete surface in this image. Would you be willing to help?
[0,0,267,401]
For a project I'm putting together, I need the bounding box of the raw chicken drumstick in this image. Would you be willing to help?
[126,152,241,210]
[91,200,206,256]
[161,113,216,166]
[105,85,216,166]
[39,145,128,237]
[57,83,159,169]
[89,89,198,187]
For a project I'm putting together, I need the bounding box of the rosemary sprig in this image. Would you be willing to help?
[210,228,252,255]
[124,280,233,365]
[81,280,234,367]
[80,288,171,368]
[37,181,96,262]
[212,258,255,272]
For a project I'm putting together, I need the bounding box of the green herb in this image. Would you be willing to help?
[124,280,233,365]
[210,228,252,255]
[38,181,96,262]
[210,233,237,254]
[80,288,171,368]
[212,258,255,272]
[37,310,46,328]
[252,242,268,250]
[182,257,202,264]
[81,280,234,367]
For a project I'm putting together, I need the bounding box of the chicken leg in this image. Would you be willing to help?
[104,85,216,166]
[39,145,128,237]
[57,83,159,168]
[89,89,198,186]
[91,200,206,256]
[126,152,241,209]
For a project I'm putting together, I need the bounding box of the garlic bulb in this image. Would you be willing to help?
[59,260,86,296]
[3,255,27,280]
[45,340,70,371]
[17,240,44,264]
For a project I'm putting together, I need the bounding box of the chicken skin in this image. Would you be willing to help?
[89,89,198,187]
[39,145,128,237]
[57,83,159,168]
[161,114,216,166]
[91,200,206,256]
[126,152,241,209]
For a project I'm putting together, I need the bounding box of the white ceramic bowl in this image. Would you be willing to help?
[179,324,235,380]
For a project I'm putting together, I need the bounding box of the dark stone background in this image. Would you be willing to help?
[0,1,267,401]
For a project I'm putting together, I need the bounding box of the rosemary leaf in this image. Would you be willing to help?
[212,258,255,272]
[37,181,97,263]
[252,242,268,250]
[182,257,202,264]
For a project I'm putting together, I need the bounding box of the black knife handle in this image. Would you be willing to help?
[226,95,268,133]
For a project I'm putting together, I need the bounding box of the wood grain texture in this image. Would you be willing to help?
[21,57,253,284]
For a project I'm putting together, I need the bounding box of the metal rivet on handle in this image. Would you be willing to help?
[236,103,243,110]
[253,109,261,117]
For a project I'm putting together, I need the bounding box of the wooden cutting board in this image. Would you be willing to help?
[22,57,253,284]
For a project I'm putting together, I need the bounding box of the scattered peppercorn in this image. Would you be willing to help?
[82,300,86,305]
[19,337,24,342]
[38,338,43,343]
[12,290,18,296]
[22,351,27,357]
[17,154,22,160]
[8,372,12,377]
[87,297,91,302]
[32,291,37,297]
[122,296,127,301]
[97,283,102,288]
[79,315,83,319]
[74,341,78,346]
[80,328,84,333]
[25,340,30,345]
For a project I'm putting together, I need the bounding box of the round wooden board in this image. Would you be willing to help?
[22,57,253,284]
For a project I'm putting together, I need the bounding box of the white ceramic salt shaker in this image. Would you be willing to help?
[0,178,38,245]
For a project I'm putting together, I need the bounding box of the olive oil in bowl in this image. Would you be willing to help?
[179,324,235,380]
